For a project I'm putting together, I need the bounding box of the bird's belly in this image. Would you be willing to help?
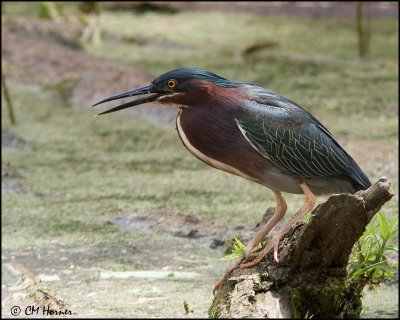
[176,113,257,182]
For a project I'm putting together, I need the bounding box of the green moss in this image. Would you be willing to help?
[208,282,232,318]
[290,277,347,318]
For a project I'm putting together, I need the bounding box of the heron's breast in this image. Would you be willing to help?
[176,108,266,182]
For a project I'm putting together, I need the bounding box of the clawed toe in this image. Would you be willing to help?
[244,248,259,261]
[213,279,224,295]
[213,255,244,294]
[239,238,281,269]
[273,241,280,263]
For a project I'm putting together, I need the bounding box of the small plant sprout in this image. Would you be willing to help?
[223,236,246,261]
[347,211,398,292]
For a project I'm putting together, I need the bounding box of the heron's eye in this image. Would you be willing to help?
[167,79,177,89]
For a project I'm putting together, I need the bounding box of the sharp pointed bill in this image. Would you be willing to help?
[92,84,161,115]
[96,93,161,115]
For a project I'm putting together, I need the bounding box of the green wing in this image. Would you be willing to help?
[235,100,370,188]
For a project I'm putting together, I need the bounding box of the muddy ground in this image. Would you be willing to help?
[1,208,263,318]
[2,13,398,318]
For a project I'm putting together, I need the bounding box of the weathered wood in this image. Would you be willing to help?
[356,2,371,58]
[209,177,394,318]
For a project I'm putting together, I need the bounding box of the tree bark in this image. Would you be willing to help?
[209,177,394,318]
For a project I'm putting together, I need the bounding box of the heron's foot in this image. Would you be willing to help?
[213,255,244,295]
[239,237,280,269]
[214,241,266,294]
[243,243,261,260]
[214,238,279,293]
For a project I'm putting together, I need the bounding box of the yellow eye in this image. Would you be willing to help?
[167,79,177,88]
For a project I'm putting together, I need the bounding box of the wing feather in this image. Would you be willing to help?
[235,98,371,189]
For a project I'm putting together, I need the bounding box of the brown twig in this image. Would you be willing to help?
[2,72,16,125]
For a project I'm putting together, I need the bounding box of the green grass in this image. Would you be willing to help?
[3,4,398,139]
[2,1,79,17]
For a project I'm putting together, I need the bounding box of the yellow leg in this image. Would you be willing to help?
[213,191,287,293]
[240,182,316,269]
[244,191,287,259]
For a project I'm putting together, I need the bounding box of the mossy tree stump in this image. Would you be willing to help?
[209,177,394,318]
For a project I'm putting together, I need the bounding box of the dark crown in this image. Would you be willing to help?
[152,68,237,88]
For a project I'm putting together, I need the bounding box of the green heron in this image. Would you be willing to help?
[92,67,371,291]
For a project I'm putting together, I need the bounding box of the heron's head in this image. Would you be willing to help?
[92,68,239,114]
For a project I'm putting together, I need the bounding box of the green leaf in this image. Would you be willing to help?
[347,211,398,289]
[378,212,390,240]
[389,216,399,236]
[223,236,246,261]
[351,260,387,277]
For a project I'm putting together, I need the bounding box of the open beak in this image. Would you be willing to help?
[91,84,161,115]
